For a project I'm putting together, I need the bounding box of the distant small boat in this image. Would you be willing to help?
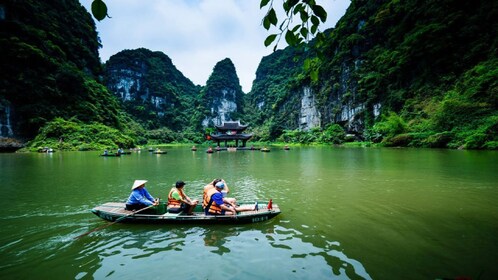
[191,146,197,151]
[153,150,167,154]
[38,147,54,153]
[227,147,237,152]
[206,148,214,153]
[261,148,270,152]
[100,153,120,157]
[283,146,290,150]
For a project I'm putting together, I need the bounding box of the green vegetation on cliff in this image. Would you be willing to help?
[249,0,498,149]
[1,0,127,139]
[104,48,202,131]
[202,58,246,124]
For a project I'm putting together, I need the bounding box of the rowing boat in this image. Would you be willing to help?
[91,201,280,224]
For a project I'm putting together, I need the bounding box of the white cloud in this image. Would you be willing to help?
[79,0,350,92]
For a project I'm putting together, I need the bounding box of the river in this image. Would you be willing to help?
[0,147,497,279]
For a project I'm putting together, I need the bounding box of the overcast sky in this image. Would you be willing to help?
[79,0,351,92]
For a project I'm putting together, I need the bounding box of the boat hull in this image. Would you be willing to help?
[91,202,280,224]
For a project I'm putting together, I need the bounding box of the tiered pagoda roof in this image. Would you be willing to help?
[210,121,252,145]
[214,121,249,132]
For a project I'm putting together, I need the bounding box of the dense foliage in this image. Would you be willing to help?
[27,118,137,151]
[250,0,498,149]
[245,47,308,140]
[1,0,127,139]
[3,0,497,150]
[104,48,202,131]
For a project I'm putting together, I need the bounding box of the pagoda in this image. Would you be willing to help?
[210,121,252,148]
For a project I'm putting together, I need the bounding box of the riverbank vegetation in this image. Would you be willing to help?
[3,0,497,152]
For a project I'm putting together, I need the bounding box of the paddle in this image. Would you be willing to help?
[74,204,155,239]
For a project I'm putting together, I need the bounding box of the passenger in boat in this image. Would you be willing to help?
[203,181,237,216]
[203,179,237,207]
[167,180,199,215]
[125,180,159,212]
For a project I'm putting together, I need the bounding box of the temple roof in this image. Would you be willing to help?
[215,121,249,131]
[210,133,253,141]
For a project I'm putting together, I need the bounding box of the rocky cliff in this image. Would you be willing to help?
[246,0,497,148]
[0,0,122,143]
[201,58,245,127]
[104,48,201,130]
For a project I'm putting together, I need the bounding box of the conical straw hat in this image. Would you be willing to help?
[131,180,148,190]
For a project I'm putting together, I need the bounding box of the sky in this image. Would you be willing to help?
[79,0,351,92]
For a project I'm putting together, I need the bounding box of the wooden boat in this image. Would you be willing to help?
[206,148,214,153]
[100,153,121,157]
[91,201,280,224]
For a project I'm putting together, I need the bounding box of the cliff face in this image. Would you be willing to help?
[0,0,122,141]
[104,48,200,130]
[104,52,247,131]
[246,0,498,147]
[201,58,245,127]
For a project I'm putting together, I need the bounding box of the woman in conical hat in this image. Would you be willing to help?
[125,180,158,211]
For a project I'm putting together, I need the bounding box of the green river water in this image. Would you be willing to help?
[0,147,497,279]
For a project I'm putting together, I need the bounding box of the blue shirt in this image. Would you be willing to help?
[211,191,224,207]
[126,187,155,206]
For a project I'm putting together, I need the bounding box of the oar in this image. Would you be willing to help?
[74,204,155,239]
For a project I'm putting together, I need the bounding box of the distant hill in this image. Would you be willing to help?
[104,48,202,131]
[201,58,245,127]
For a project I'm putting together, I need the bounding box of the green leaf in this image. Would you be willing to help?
[300,10,309,22]
[311,15,319,26]
[285,0,300,13]
[300,27,309,38]
[260,0,271,9]
[311,24,318,34]
[268,8,278,26]
[91,0,107,21]
[312,5,327,22]
[293,4,303,15]
[285,30,297,46]
[264,34,278,47]
[263,16,271,30]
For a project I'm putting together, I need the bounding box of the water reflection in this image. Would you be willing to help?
[1,149,497,279]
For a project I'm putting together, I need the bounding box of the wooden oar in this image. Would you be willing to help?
[74,204,155,239]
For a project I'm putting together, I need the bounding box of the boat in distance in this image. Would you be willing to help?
[92,201,280,224]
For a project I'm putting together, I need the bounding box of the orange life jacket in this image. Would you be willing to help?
[167,187,186,208]
[203,187,222,214]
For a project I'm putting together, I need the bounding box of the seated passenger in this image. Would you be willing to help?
[167,180,199,215]
[203,182,237,215]
[125,180,159,212]
[203,179,237,206]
